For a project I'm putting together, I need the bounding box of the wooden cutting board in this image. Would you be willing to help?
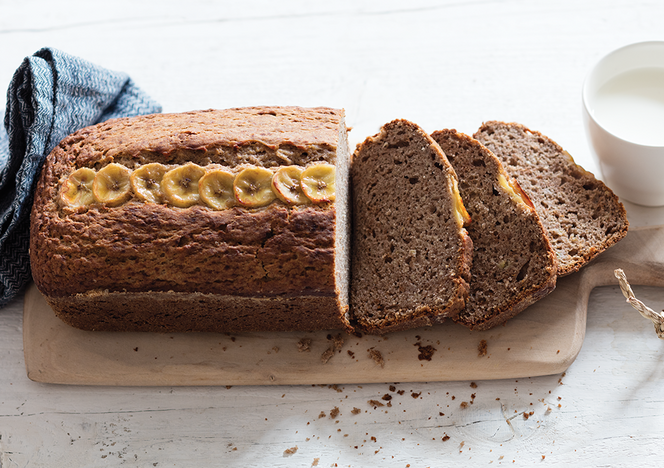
[23,225,664,386]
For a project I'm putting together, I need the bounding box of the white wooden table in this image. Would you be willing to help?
[3,1,664,466]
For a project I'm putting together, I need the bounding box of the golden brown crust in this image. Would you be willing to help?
[31,203,336,297]
[65,107,343,168]
[30,107,350,332]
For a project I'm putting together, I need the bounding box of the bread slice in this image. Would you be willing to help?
[474,121,629,276]
[431,129,557,330]
[350,119,473,334]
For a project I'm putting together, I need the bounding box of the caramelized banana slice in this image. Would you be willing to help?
[93,163,132,206]
[131,163,167,203]
[162,163,206,207]
[233,167,276,207]
[60,167,96,208]
[199,170,236,210]
[300,164,336,203]
[271,166,310,205]
[450,176,471,227]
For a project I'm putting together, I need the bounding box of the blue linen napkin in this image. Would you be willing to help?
[0,48,161,308]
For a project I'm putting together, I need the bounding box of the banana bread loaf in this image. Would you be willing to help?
[350,119,473,334]
[30,106,352,332]
[474,121,629,276]
[431,129,557,330]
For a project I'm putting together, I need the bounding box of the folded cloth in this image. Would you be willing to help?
[0,48,161,308]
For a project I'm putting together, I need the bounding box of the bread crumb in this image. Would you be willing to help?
[321,334,345,363]
[478,339,488,357]
[470,382,477,388]
[330,407,340,419]
[460,401,469,409]
[283,446,298,456]
[389,385,396,392]
[414,342,436,361]
[411,392,421,399]
[297,338,312,352]
[331,333,345,349]
[368,348,385,367]
[442,434,450,441]
[312,458,319,466]
[321,348,335,363]
[368,399,385,408]
[351,407,361,415]
[318,411,326,419]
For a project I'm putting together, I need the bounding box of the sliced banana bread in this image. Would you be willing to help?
[431,129,557,330]
[474,121,629,276]
[350,119,473,334]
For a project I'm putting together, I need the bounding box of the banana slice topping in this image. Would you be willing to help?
[60,167,96,208]
[131,163,167,203]
[199,170,236,210]
[162,163,206,208]
[234,167,277,208]
[60,162,338,210]
[300,164,336,203]
[93,163,132,206]
[272,166,310,205]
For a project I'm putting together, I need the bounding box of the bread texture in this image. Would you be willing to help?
[30,106,352,332]
[431,129,557,330]
[350,119,472,334]
[474,121,629,276]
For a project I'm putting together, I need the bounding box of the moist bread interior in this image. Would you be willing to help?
[350,119,471,334]
[474,121,629,276]
[432,129,557,330]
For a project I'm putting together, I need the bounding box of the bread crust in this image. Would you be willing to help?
[30,106,351,332]
[46,292,347,333]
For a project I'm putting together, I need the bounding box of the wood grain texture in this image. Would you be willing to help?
[5,1,664,467]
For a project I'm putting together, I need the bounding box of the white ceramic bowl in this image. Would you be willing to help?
[582,41,664,207]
